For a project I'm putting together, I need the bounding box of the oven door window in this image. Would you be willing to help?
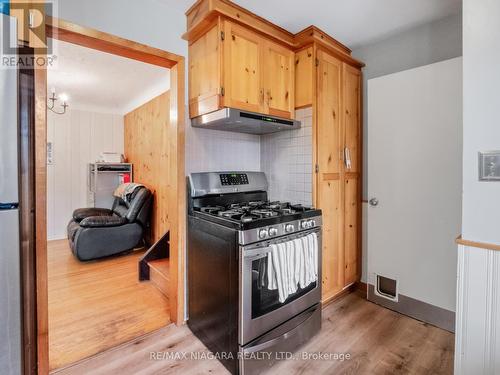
[251,256,316,319]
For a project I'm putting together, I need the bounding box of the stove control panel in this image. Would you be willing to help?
[239,216,323,245]
[220,173,249,186]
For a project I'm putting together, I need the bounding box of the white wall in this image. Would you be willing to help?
[47,109,124,240]
[462,1,500,244]
[52,0,187,59]
[261,107,313,206]
[455,1,500,373]
[352,12,462,199]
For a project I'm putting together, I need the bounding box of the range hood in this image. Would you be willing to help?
[191,108,301,135]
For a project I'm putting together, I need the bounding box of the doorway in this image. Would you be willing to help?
[33,17,185,374]
[366,58,462,330]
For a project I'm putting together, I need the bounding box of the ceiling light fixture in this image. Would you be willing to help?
[48,88,69,115]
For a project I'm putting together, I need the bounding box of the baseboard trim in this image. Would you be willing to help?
[356,281,367,298]
[367,284,455,332]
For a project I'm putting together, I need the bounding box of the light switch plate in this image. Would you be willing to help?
[479,151,500,181]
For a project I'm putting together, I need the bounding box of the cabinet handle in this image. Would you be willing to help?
[267,90,271,106]
[344,147,352,170]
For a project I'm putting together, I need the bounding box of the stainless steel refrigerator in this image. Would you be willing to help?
[0,13,22,375]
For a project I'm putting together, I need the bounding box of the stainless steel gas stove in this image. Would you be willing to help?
[187,171,322,375]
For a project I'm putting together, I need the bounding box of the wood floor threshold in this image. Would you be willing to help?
[50,323,177,374]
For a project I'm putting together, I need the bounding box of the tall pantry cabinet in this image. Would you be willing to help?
[296,45,363,303]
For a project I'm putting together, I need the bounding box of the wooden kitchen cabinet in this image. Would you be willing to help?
[188,19,295,119]
[316,49,344,299]
[223,21,264,113]
[184,0,364,304]
[295,47,314,108]
[315,49,363,302]
[188,24,221,118]
[262,40,295,118]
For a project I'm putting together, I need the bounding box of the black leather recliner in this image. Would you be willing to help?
[67,187,153,261]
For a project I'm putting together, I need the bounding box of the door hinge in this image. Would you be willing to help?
[221,31,225,41]
[220,86,225,96]
[315,164,319,173]
[315,58,319,67]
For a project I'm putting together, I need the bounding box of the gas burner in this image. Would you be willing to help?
[240,214,259,223]
[219,210,241,218]
[251,209,279,218]
[265,201,288,210]
[201,206,224,214]
[280,208,295,215]
[248,201,266,207]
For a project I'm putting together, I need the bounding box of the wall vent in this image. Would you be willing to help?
[375,275,398,301]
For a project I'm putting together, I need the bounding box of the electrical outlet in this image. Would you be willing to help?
[479,151,500,181]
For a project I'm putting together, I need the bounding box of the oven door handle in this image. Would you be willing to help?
[244,246,273,260]
[241,305,319,353]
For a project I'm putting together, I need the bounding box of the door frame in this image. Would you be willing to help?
[33,16,185,374]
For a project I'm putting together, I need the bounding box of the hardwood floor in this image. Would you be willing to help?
[48,240,170,371]
[54,291,454,375]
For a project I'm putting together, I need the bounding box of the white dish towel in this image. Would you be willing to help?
[266,232,319,303]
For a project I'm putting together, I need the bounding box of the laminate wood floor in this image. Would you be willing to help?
[48,240,170,371]
[54,291,454,375]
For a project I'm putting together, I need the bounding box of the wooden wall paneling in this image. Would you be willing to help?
[263,39,295,118]
[188,23,221,118]
[316,49,344,301]
[223,21,264,113]
[124,92,170,245]
[294,46,314,109]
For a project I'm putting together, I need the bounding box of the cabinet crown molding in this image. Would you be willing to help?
[183,0,364,68]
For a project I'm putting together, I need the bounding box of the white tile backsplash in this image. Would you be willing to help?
[185,115,261,174]
[261,107,313,206]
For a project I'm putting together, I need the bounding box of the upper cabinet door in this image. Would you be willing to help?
[188,25,222,118]
[343,63,361,173]
[263,40,295,118]
[317,50,343,175]
[223,21,264,113]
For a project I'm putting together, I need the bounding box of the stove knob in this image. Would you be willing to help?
[285,224,294,233]
[258,229,268,239]
[301,220,308,229]
[308,220,315,228]
[269,227,278,236]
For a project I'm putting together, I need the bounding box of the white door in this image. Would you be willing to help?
[367,58,462,313]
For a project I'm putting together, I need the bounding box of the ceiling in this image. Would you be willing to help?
[48,39,170,114]
[164,0,461,49]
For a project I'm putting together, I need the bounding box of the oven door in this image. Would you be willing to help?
[239,228,322,345]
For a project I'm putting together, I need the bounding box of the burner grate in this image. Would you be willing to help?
[198,200,312,223]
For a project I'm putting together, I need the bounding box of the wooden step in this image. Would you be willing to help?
[148,259,170,298]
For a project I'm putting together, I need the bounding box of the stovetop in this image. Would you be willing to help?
[192,200,321,230]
